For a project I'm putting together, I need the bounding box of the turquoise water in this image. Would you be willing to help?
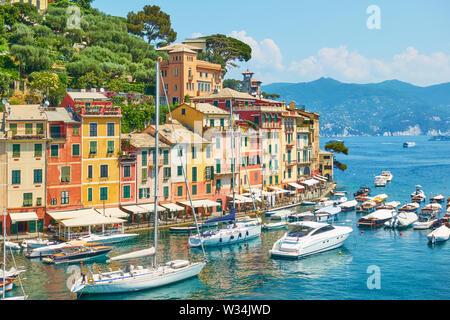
[3,135,449,300]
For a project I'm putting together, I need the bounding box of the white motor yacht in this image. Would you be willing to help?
[269,221,353,259]
[381,171,393,182]
[384,211,418,229]
[374,176,387,187]
[314,206,341,222]
[188,217,262,248]
[270,209,294,220]
[20,238,58,250]
[427,225,450,243]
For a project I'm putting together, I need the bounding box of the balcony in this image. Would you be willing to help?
[149,159,164,167]
[284,161,296,167]
[78,106,121,116]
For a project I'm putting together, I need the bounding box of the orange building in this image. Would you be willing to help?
[157,43,223,105]
[45,108,83,219]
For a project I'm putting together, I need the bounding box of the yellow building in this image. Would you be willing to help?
[62,92,122,208]
[7,0,48,11]
[319,150,334,181]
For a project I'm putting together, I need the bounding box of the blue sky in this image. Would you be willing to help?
[93,0,450,86]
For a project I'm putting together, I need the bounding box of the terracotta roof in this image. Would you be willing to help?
[155,120,209,145]
[191,88,255,101]
[121,133,170,149]
[157,43,201,53]
[188,103,230,115]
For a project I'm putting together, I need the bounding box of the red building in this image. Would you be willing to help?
[44,107,83,223]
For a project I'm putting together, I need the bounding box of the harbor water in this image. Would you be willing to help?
[3,135,449,300]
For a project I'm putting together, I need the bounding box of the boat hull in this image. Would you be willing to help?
[188,225,261,248]
[71,262,205,295]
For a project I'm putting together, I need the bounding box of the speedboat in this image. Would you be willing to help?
[26,240,98,258]
[331,191,347,196]
[315,197,347,209]
[403,142,416,148]
[338,200,358,211]
[188,217,261,248]
[413,216,439,230]
[262,221,288,231]
[169,222,218,234]
[270,209,294,220]
[357,209,396,228]
[269,221,353,259]
[374,176,387,187]
[288,211,315,222]
[0,279,14,295]
[42,244,113,265]
[4,241,21,251]
[398,202,420,212]
[381,171,393,182]
[384,211,418,229]
[356,200,377,213]
[355,193,370,202]
[301,201,316,206]
[430,194,445,203]
[77,232,139,245]
[427,225,450,243]
[353,185,371,197]
[377,201,401,210]
[411,186,426,202]
[372,194,388,204]
[314,206,341,222]
[20,238,58,250]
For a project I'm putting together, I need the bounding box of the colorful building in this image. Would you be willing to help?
[7,0,48,11]
[61,91,122,209]
[157,43,223,105]
[45,107,83,217]
[319,150,334,181]
[0,104,48,234]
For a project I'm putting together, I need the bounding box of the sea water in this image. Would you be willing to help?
[3,135,449,300]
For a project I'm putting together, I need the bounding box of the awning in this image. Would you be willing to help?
[137,203,167,212]
[300,179,320,186]
[227,194,253,203]
[9,212,38,223]
[178,199,221,208]
[313,175,328,182]
[47,208,98,221]
[243,187,273,197]
[268,186,290,194]
[121,205,148,214]
[288,182,305,190]
[61,214,125,228]
[161,203,185,212]
[96,207,129,219]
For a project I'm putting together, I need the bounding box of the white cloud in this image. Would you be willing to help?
[228,30,285,72]
[289,46,450,86]
[190,32,203,38]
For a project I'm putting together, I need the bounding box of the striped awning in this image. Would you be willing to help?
[288,182,305,190]
[313,175,328,182]
[9,212,38,223]
[268,186,290,194]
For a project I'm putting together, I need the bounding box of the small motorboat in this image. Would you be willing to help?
[384,211,418,229]
[169,222,218,234]
[356,200,377,213]
[430,194,445,203]
[427,225,450,243]
[0,279,14,295]
[301,201,316,206]
[269,221,353,259]
[262,221,289,231]
[338,200,358,211]
[20,238,58,250]
[403,142,416,148]
[314,206,341,222]
[331,191,347,196]
[381,171,393,182]
[288,211,315,222]
[411,186,426,202]
[398,202,420,212]
[357,209,396,228]
[377,201,401,210]
[315,197,347,209]
[42,244,113,265]
[270,209,294,220]
[355,194,370,202]
[421,203,442,216]
[4,241,21,251]
[413,216,439,230]
[372,194,388,204]
[354,185,371,197]
[26,240,98,258]
[374,176,387,187]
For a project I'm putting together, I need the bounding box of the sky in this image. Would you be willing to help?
[92,0,450,86]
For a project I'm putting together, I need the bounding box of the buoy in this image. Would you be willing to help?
[339,251,342,256]
[400,232,403,236]
[361,230,364,234]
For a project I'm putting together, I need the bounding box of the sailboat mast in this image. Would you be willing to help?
[154,58,161,267]
[2,208,6,299]
[230,102,236,209]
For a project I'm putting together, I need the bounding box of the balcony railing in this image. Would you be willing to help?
[78,106,121,116]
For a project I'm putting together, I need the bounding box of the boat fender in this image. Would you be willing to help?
[239,233,242,238]
[88,278,94,285]
[219,238,222,243]
[246,231,249,236]
[230,235,234,240]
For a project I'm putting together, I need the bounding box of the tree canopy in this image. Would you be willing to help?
[223,79,242,91]
[324,142,349,171]
[127,5,177,48]
[197,34,252,73]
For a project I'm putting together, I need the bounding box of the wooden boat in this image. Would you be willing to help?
[372,194,388,204]
[357,209,396,228]
[356,200,377,213]
[338,200,358,211]
[398,202,420,212]
[377,201,401,210]
[430,194,445,203]
[421,203,442,216]
[355,194,370,202]
[411,186,426,202]
[0,279,14,294]
[42,244,112,265]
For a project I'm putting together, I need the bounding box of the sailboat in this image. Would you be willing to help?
[70,57,205,296]
[2,208,27,300]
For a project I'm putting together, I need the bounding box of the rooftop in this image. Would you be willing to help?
[121,133,170,149]
[4,104,47,121]
[67,91,110,101]
[157,43,201,53]
[191,88,255,101]
[150,120,209,145]
[45,107,80,123]
[187,102,230,115]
